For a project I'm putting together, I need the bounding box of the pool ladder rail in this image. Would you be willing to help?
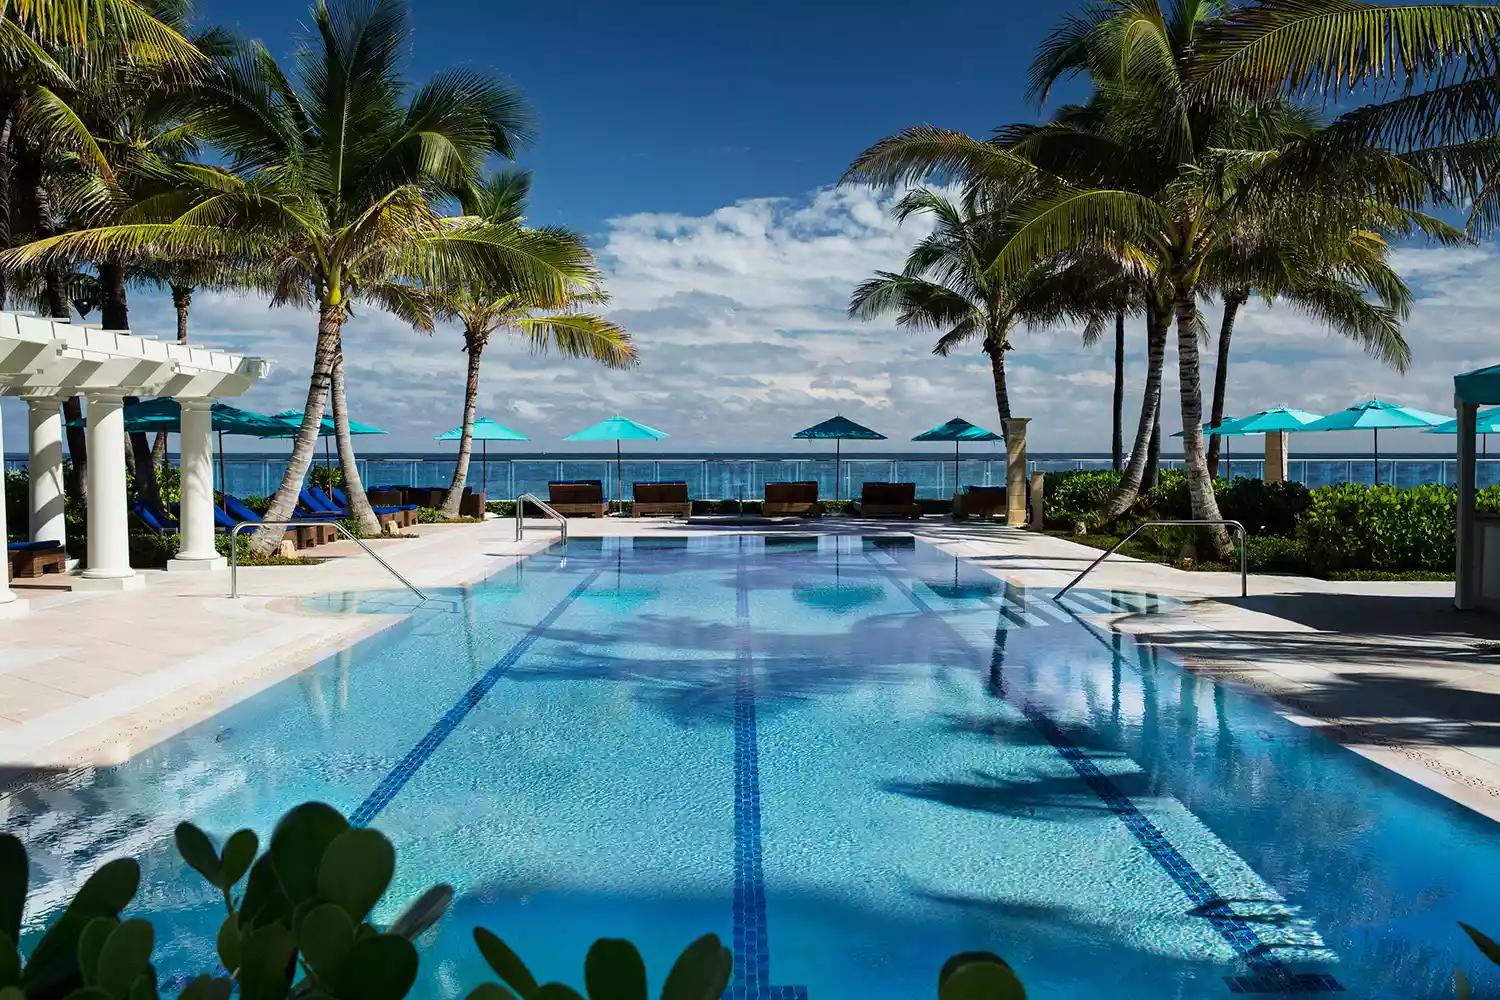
[228,519,428,603]
[514,493,569,547]
[1053,518,1247,601]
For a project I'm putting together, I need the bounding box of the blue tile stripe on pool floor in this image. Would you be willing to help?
[349,566,605,828]
[862,549,1342,995]
[732,549,807,1000]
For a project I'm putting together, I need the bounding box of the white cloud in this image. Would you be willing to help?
[3,187,1495,458]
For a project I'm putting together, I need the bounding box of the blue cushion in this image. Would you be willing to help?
[223,495,264,523]
[330,487,348,507]
[7,540,62,551]
[304,487,341,513]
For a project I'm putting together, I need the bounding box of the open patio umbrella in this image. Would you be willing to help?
[912,416,1002,495]
[266,409,388,469]
[565,415,670,507]
[1301,399,1448,484]
[69,398,288,508]
[435,417,529,494]
[1193,407,1324,475]
[793,415,887,500]
[1425,407,1500,455]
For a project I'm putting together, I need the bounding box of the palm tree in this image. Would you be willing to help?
[3,0,596,556]
[846,0,1450,554]
[429,171,637,519]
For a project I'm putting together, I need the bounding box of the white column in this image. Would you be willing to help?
[75,392,142,591]
[167,397,225,572]
[25,397,67,547]
[1457,399,1479,611]
[0,400,26,615]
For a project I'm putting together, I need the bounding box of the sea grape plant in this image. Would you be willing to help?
[0,800,1033,1000]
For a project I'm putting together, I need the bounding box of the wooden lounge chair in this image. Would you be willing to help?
[762,482,822,518]
[850,482,921,520]
[459,489,487,518]
[8,540,66,578]
[547,480,609,518]
[633,482,691,518]
[954,485,1007,521]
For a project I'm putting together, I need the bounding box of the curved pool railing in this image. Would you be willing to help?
[1054,518,1247,601]
[229,519,428,603]
[514,493,568,547]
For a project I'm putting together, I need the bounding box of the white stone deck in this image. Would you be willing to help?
[3,516,1496,822]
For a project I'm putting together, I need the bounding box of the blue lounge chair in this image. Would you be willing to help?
[327,486,419,515]
[297,488,414,529]
[131,499,178,534]
[219,494,331,549]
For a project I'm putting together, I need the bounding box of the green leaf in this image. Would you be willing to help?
[268,803,348,904]
[660,935,730,1000]
[316,829,395,923]
[0,987,23,1000]
[78,918,119,987]
[1460,923,1500,967]
[0,836,25,943]
[465,985,518,1000]
[532,987,584,1000]
[177,975,234,1000]
[128,970,159,1000]
[937,955,1027,1000]
[0,931,19,989]
[1456,967,1473,1000]
[174,825,221,889]
[96,920,154,999]
[584,939,646,1000]
[335,934,418,1000]
[72,861,142,918]
[60,988,112,1000]
[238,856,291,929]
[24,859,140,997]
[298,904,354,987]
[388,885,453,941]
[473,929,537,997]
[219,832,259,891]
[237,924,297,1000]
[214,916,241,975]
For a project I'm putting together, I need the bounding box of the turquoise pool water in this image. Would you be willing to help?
[5,535,1499,998]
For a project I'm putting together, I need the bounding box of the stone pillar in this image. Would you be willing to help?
[1028,471,1045,531]
[0,401,25,615]
[75,393,142,591]
[1457,400,1479,611]
[1264,430,1289,484]
[168,398,225,572]
[1001,417,1031,527]
[25,396,67,547]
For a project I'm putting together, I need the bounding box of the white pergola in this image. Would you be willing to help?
[0,311,272,613]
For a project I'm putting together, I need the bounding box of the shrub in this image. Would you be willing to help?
[310,466,345,490]
[1297,483,1457,574]
[129,531,179,568]
[1043,469,1121,528]
[1218,478,1310,537]
[1139,468,1191,521]
[4,467,25,538]
[1245,535,1311,574]
[486,499,516,517]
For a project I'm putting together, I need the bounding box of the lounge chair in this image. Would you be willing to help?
[547,481,609,518]
[459,488,486,518]
[953,485,1007,521]
[762,482,822,518]
[220,494,333,549]
[131,499,179,534]
[299,487,416,530]
[633,482,691,518]
[329,486,422,522]
[8,539,66,578]
[850,482,921,520]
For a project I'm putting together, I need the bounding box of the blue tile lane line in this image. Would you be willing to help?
[350,566,605,828]
[731,551,807,1000]
[862,550,1342,995]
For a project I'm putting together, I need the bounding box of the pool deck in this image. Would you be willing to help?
[4,515,1498,822]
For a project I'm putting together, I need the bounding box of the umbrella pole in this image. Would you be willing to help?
[324,435,331,471]
[836,438,841,501]
[217,430,226,511]
[1373,427,1379,485]
[482,439,488,496]
[617,440,623,512]
[954,439,960,496]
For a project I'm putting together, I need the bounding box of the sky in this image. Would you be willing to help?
[2,0,1493,457]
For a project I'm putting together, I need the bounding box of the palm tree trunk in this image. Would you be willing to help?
[1174,287,1229,558]
[984,338,1011,421]
[1145,407,1161,488]
[1104,305,1166,518]
[329,345,380,535]
[152,284,193,468]
[1112,308,1125,470]
[1206,289,1247,479]
[250,301,343,557]
[440,331,484,519]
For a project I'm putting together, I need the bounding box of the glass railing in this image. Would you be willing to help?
[10,455,1498,500]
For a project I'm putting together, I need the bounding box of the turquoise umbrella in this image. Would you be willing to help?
[435,417,530,491]
[793,415,887,500]
[267,409,388,468]
[565,416,670,506]
[912,416,1003,494]
[1185,407,1324,475]
[1301,399,1448,484]
[1425,407,1500,455]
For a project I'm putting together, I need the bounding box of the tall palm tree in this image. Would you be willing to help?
[847,0,1449,554]
[429,171,637,519]
[3,0,596,556]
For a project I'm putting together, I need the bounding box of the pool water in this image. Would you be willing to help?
[5,535,1500,999]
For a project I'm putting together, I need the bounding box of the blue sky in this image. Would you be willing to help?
[1,0,1489,456]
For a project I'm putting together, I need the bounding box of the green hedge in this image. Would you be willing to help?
[1297,483,1460,574]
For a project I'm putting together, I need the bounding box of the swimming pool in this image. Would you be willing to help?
[6,534,1499,998]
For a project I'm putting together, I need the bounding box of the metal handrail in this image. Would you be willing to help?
[1054,518,1247,601]
[229,520,427,603]
[515,493,568,546]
